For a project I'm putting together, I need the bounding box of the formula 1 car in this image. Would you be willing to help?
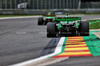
[47,14,89,37]
[38,12,55,25]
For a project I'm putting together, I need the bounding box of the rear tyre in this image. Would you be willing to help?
[79,21,89,36]
[38,17,44,25]
[47,22,57,38]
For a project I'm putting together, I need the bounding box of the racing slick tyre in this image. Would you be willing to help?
[38,17,44,25]
[79,21,89,36]
[47,22,57,38]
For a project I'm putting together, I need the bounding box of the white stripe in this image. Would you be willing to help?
[11,37,65,66]
[0,16,41,20]
[83,18,100,21]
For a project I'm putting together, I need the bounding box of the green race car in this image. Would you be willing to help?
[47,14,89,37]
[38,12,55,25]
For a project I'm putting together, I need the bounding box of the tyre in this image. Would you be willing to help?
[47,22,57,38]
[38,17,44,25]
[79,21,89,36]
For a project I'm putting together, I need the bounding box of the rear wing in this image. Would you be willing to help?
[43,15,56,17]
[55,17,81,21]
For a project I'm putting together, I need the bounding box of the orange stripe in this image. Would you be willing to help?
[66,43,86,44]
[66,44,86,45]
[65,46,87,48]
[51,36,92,58]
[64,50,89,52]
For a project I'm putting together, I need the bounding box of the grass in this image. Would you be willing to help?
[89,22,100,29]
[87,19,100,22]
[0,15,41,17]
[87,19,100,29]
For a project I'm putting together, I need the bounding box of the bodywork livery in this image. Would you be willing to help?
[47,14,89,37]
[38,12,55,25]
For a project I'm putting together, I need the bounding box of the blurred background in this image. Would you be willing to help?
[0,0,100,14]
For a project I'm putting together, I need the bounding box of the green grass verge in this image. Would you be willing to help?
[0,15,41,17]
[89,22,100,29]
[87,19,100,29]
[87,19,100,23]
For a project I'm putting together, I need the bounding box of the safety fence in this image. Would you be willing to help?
[0,0,100,10]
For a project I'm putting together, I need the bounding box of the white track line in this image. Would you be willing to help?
[83,18,100,21]
[11,37,66,66]
[0,16,41,20]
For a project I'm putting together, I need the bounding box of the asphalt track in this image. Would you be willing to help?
[0,15,100,66]
[0,18,51,66]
